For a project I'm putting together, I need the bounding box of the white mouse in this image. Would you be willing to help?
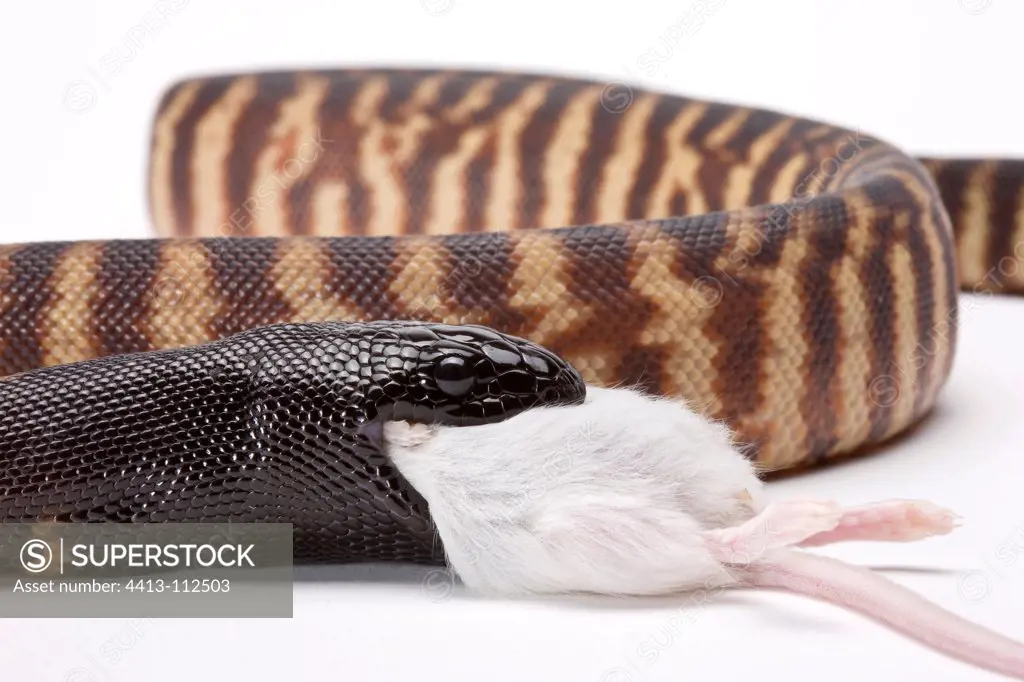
[384,385,1024,680]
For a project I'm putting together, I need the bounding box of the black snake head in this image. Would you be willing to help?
[380,322,586,426]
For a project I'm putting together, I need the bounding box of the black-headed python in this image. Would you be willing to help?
[0,68,1021,559]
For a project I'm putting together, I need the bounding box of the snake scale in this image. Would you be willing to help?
[1,69,1022,555]
[0,318,584,560]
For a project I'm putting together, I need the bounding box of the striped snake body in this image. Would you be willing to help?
[1,68,1021,482]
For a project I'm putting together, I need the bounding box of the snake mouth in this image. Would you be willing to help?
[532,347,587,407]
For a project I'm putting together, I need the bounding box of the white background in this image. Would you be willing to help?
[2,1,1024,681]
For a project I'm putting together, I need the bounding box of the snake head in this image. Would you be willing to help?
[381,322,586,427]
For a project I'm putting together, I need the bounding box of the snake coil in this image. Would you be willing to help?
[1,69,1023,558]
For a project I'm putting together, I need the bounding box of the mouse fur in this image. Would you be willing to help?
[384,385,767,596]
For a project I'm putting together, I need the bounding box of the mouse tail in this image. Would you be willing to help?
[737,549,1024,680]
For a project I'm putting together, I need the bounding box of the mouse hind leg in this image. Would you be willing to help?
[798,500,959,548]
[703,499,959,564]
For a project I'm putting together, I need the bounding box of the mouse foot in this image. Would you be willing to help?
[704,499,961,564]
[703,500,844,563]
[798,499,960,547]
[383,420,436,447]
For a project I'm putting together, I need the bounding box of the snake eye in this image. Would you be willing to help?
[434,355,475,397]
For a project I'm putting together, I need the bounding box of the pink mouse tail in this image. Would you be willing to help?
[740,549,1024,680]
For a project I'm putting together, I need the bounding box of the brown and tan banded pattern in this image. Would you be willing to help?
[4,69,1024,471]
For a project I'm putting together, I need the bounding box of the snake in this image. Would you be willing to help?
[1,69,1021,562]
[0,319,584,561]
